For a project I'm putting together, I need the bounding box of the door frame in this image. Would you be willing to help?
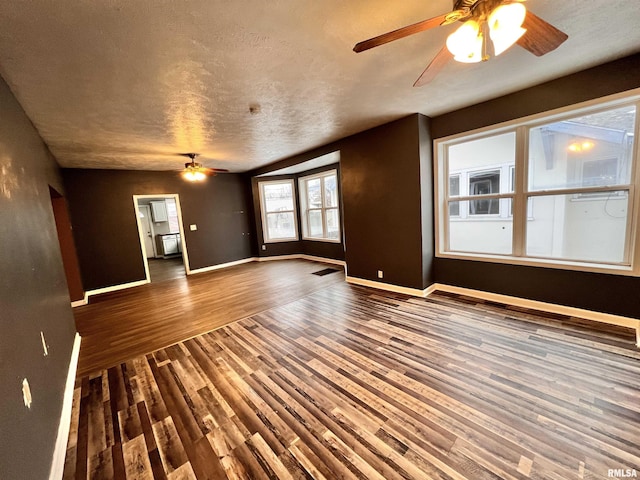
[133,194,191,283]
[138,204,158,258]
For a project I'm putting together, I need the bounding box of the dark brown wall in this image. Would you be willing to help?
[418,114,435,287]
[341,115,430,289]
[0,76,77,479]
[63,169,255,291]
[431,53,640,318]
[251,164,345,261]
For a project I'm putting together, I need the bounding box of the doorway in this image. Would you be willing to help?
[133,194,190,283]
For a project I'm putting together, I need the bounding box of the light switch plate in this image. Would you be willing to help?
[190,224,197,231]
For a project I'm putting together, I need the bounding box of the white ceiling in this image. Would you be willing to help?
[0,1,638,172]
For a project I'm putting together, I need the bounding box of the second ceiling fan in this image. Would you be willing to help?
[353,0,568,86]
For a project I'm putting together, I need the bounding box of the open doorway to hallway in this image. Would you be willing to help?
[133,194,189,283]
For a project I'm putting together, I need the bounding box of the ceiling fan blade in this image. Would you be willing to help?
[353,13,450,53]
[413,47,452,87]
[209,168,229,173]
[516,11,568,56]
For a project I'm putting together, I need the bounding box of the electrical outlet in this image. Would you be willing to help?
[377,270,383,279]
[262,245,266,251]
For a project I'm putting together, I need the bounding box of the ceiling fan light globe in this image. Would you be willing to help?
[182,170,196,181]
[491,26,527,56]
[488,3,527,55]
[446,21,483,63]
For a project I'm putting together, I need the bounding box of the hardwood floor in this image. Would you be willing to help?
[148,257,186,283]
[65,261,640,479]
[74,259,345,377]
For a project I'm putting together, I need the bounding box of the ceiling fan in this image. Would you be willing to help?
[353,0,568,86]
[181,153,229,182]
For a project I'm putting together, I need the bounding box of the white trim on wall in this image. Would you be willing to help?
[49,332,81,480]
[345,276,431,297]
[257,254,346,266]
[85,279,149,300]
[189,257,257,274]
[70,295,88,308]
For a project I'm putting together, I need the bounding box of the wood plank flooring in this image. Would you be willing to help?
[74,259,344,376]
[65,262,640,479]
[148,257,186,284]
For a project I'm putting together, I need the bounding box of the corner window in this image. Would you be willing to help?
[436,98,638,274]
[299,170,341,242]
[258,179,298,242]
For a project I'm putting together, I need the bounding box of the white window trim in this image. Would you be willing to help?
[258,178,299,243]
[434,88,640,277]
[298,169,341,243]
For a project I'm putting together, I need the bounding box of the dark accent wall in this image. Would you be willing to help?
[251,115,434,290]
[341,115,432,289]
[63,169,255,291]
[0,76,77,479]
[432,53,640,318]
[251,164,345,261]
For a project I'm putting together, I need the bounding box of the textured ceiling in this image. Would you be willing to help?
[0,1,638,172]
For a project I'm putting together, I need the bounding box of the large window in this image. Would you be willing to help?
[299,170,341,242]
[258,179,298,242]
[436,97,639,274]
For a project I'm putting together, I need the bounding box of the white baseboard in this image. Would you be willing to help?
[430,283,640,347]
[70,294,88,308]
[257,254,301,262]
[189,257,257,274]
[299,254,346,267]
[49,332,81,480]
[257,253,346,267]
[85,279,149,301]
[345,276,431,297]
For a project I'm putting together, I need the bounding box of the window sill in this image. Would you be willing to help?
[301,237,341,244]
[264,237,299,244]
[436,250,636,277]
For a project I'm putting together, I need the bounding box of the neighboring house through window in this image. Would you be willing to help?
[436,98,638,272]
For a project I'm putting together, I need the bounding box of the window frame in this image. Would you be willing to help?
[258,178,299,243]
[435,89,640,276]
[298,169,341,243]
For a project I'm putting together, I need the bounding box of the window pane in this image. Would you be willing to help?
[449,132,515,183]
[324,175,338,207]
[307,179,322,208]
[308,210,323,237]
[266,212,296,239]
[526,192,629,263]
[449,176,460,216]
[263,183,293,212]
[448,201,512,255]
[528,106,635,191]
[326,208,340,240]
[468,170,500,215]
